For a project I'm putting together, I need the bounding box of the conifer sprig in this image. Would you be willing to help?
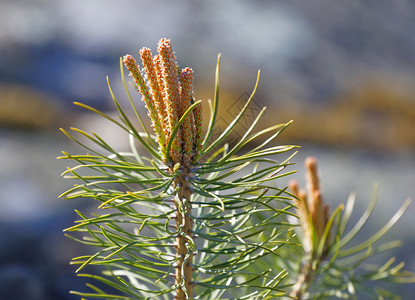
[283,157,415,299]
[61,38,296,299]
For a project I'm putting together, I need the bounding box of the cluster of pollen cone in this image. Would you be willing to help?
[123,38,203,167]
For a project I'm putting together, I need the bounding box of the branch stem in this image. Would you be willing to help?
[174,170,193,299]
[290,258,315,300]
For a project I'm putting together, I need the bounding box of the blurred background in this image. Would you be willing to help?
[0,0,414,298]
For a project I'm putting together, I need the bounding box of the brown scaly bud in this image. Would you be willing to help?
[289,180,313,253]
[192,102,204,163]
[123,55,165,149]
[180,67,195,166]
[290,157,331,256]
[140,48,168,142]
[305,157,320,194]
[305,157,326,239]
[158,38,182,164]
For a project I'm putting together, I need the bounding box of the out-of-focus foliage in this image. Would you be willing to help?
[0,84,63,130]
[273,80,415,152]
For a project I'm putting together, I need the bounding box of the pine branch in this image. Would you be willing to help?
[60,38,296,299]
